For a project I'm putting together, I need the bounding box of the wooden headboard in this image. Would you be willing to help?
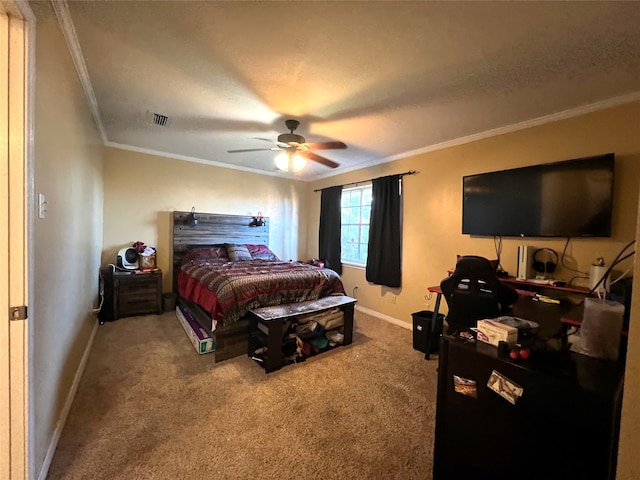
[172,211,269,292]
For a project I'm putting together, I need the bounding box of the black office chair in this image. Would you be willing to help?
[440,255,519,334]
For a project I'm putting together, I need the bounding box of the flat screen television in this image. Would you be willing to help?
[462,153,614,237]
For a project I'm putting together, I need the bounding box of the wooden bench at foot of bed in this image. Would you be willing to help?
[248,295,357,373]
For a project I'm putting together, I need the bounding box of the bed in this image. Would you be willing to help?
[172,211,346,362]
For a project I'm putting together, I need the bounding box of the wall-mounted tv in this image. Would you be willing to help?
[462,153,614,237]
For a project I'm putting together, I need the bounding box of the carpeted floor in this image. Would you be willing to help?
[47,310,439,479]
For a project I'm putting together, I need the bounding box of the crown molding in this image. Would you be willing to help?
[392,91,640,162]
[104,141,301,181]
[109,84,640,182]
[4,0,34,20]
[308,91,640,182]
[50,0,107,144]
[47,1,640,184]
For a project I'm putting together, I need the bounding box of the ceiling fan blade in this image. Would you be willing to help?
[301,151,340,169]
[303,141,347,151]
[254,137,290,148]
[227,147,280,153]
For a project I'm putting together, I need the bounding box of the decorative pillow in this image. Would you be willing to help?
[225,243,253,262]
[182,246,228,266]
[246,244,280,261]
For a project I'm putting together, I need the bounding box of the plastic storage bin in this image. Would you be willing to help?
[412,310,445,358]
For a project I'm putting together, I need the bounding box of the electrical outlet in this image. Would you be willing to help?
[390,295,396,304]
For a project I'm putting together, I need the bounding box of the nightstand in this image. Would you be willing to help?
[98,268,162,324]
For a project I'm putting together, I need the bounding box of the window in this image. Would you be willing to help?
[341,185,372,265]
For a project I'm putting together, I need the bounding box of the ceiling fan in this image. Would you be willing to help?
[227,119,346,171]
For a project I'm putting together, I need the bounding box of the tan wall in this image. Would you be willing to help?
[307,101,640,478]
[307,102,640,325]
[32,2,104,475]
[102,148,309,293]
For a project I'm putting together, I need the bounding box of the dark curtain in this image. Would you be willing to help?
[319,186,342,275]
[366,175,402,287]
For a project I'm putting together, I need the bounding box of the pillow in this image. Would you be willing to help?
[246,244,280,261]
[182,246,228,265]
[225,243,253,262]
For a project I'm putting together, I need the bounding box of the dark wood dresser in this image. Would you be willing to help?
[433,335,624,480]
[98,268,162,323]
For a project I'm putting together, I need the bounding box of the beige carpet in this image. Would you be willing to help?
[47,310,439,479]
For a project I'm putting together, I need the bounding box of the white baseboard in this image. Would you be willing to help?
[356,305,411,330]
[37,320,99,480]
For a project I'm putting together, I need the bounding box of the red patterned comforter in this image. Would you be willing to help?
[178,259,345,326]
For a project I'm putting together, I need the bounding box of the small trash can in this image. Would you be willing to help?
[163,292,177,312]
[412,310,445,356]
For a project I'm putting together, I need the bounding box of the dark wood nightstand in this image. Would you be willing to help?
[98,268,162,323]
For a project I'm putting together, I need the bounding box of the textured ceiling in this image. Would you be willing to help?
[64,1,640,180]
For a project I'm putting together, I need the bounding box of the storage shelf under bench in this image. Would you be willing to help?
[248,295,357,373]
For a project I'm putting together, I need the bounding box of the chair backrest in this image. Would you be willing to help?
[440,255,518,334]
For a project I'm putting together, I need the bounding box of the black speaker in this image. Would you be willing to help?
[533,248,558,274]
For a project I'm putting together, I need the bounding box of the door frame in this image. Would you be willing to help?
[1,0,34,478]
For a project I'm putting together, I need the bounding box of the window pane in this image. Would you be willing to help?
[341,226,358,248]
[342,242,358,263]
[343,206,356,224]
[361,205,371,224]
[341,185,372,265]
[363,187,373,205]
[341,228,351,246]
[341,208,350,224]
[360,225,369,243]
[349,206,360,224]
[348,190,361,207]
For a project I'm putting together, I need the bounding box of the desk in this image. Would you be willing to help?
[427,281,588,353]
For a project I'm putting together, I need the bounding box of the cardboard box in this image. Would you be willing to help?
[476,319,518,348]
[176,305,215,354]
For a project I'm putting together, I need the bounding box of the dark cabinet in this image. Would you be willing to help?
[98,268,162,323]
[433,335,624,480]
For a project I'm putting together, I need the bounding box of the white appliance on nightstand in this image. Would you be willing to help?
[117,247,139,270]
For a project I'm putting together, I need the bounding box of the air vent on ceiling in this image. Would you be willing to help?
[146,110,170,127]
[152,113,169,126]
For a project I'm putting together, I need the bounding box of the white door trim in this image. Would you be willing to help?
[1,0,35,479]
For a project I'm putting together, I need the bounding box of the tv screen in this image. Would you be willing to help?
[462,153,614,237]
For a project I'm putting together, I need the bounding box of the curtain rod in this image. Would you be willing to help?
[313,170,417,192]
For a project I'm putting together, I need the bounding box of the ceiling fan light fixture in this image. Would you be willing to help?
[292,154,306,172]
[230,119,342,171]
[275,152,306,172]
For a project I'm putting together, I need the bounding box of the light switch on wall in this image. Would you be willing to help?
[38,193,47,219]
